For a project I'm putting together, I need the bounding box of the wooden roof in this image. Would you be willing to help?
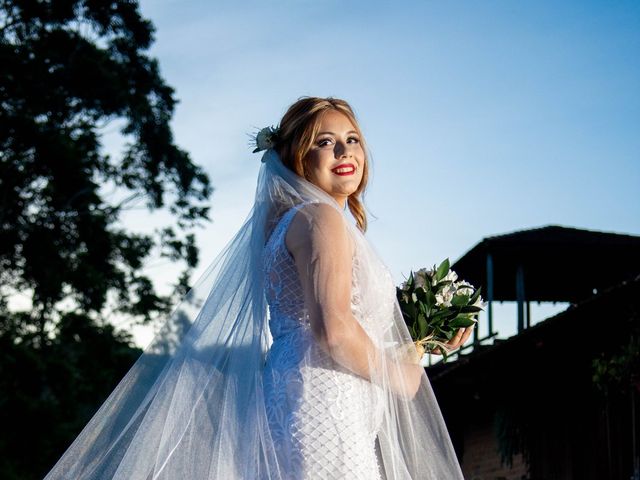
[451,225,640,303]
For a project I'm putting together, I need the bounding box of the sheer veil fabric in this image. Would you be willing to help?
[43,148,464,479]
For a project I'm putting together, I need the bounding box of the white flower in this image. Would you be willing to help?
[456,280,474,296]
[252,125,280,154]
[473,296,487,308]
[414,269,428,289]
[435,290,453,307]
[435,293,444,306]
[444,270,458,283]
[446,282,457,297]
[416,267,430,277]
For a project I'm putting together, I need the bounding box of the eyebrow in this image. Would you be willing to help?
[317,130,359,136]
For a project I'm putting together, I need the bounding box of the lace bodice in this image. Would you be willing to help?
[263,203,312,340]
[263,202,385,344]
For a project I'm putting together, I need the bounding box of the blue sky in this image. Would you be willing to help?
[113,0,640,346]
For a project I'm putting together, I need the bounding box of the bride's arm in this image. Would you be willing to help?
[287,203,421,397]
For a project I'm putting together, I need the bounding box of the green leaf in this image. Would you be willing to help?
[469,286,482,304]
[435,258,450,281]
[458,305,483,313]
[441,348,449,362]
[415,288,427,302]
[405,302,417,319]
[448,315,477,328]
[426,290,437,308]
[435,329,454,342]
[434,280,453,292]
[451,294,469,306]
[418,313,428,338]
[432,309,457,321]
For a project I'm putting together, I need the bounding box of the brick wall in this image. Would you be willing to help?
[461,418,529,480]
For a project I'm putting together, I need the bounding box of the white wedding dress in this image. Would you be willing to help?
[41,149,465,480]
[262,202,392,479]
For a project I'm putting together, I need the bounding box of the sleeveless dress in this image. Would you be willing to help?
[262,203,387,480]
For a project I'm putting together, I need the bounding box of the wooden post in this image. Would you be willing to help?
[516,264,525,333]
[486,253,494,338]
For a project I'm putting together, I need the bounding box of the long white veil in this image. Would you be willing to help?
[43,148,464,479]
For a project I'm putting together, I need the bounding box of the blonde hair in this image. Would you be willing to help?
[275,96,370,233]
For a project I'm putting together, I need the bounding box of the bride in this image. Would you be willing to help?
[43,96,470,479]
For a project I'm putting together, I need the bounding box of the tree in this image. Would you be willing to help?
[0,2,213,477]
[0,0,212,340]
[0,311,143,479]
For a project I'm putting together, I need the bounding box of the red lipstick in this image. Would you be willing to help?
[331,163,356,176]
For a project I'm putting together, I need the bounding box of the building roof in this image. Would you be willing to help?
[451,225,640,302]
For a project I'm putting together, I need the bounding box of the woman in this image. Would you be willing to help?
[261,97,470,479]
[43,97,469,479]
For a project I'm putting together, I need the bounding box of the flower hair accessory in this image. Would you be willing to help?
[249,125,280,154]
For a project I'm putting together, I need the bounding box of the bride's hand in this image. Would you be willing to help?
[430,326,474,355]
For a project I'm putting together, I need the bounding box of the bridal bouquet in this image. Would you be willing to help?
[396,258,486,364]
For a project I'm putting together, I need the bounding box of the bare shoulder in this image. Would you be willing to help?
[286,203,353,258]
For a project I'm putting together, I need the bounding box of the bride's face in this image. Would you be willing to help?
[303,110,365,208]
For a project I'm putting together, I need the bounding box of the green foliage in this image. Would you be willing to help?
[0,311,142,480]
[592,334,640,396]
[0,1,213,478]
[0,0,213,334]
[435,257,450,282]
[494,402,530,470]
